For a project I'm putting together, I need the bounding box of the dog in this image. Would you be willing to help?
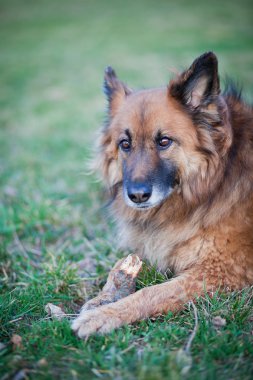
[72,52,253,338]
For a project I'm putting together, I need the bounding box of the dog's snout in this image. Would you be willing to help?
[127,182,152,203]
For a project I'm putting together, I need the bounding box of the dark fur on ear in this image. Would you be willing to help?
[169,52,232,158]
[223,78,242,102]
[103,67,132,118]
[103,66,120,101]
[169,52,220,109]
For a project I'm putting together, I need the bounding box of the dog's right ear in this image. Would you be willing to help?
[104,67,132,118]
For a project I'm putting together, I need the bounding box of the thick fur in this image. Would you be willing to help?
[72,52,253,338]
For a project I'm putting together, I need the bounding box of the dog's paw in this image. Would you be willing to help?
[71,306,123,338]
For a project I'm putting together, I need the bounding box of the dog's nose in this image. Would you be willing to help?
[127,183,152,203]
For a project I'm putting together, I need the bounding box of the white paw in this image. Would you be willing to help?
[71,306,123,338]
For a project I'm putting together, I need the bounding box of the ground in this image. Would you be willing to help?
[0,0,253,379]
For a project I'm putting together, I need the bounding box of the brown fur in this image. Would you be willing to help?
[72,52,253,337]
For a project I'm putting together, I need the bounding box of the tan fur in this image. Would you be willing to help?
[72,53,253,337]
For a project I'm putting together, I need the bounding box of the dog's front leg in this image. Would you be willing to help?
[80,254,142,312]
[72,268,209,338]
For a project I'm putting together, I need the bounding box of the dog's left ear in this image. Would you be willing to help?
[104,67,132,119]
[169,52,220,109]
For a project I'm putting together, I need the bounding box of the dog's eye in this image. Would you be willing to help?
[119,139,131,151]
[157,137,173,149]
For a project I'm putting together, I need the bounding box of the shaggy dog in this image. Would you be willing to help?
[72,52,253,337]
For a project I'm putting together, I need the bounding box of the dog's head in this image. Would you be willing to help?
[98,52,232,210]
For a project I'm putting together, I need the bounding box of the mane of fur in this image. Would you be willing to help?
[96,72,253,270]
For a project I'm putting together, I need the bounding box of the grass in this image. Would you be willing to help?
[0,0,253,378]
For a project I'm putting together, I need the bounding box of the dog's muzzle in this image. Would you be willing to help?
[127,182,152,204]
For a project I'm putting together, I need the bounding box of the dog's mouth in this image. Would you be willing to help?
[123,186,173,210]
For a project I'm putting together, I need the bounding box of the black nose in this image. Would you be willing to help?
[127,182,152,203]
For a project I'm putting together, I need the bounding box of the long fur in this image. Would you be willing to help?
[72,52,253,338]
[98,52,253,279]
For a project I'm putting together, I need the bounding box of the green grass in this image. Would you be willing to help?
[0,0,253,379]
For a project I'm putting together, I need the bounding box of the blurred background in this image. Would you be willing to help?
[0,0,253,378]
[1,0,253,204]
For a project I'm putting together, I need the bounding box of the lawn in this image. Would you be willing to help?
[0,0,253,379]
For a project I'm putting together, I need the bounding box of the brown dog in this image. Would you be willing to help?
[72,52,253,337]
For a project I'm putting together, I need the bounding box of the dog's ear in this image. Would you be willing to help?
[169,52,220,109]
[104,66,132,118]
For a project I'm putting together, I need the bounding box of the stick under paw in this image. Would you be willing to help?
[81,254,142,311]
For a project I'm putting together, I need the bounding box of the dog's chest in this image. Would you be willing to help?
[117,220,200,272]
